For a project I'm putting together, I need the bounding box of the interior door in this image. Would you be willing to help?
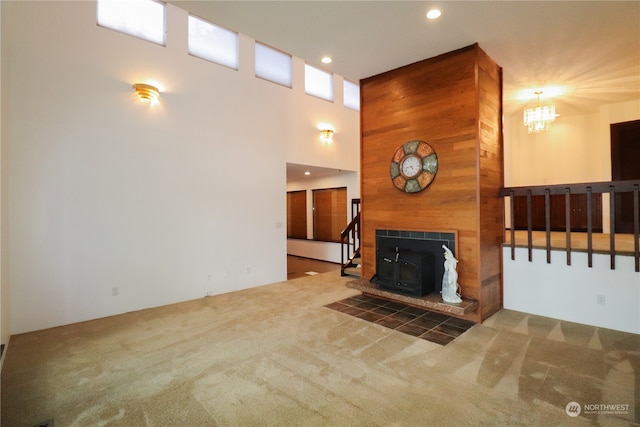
[611,119,640,233]
[512,194,602,232]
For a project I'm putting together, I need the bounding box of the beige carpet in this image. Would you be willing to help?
[2,271,638,426]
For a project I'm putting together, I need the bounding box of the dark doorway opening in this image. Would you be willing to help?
[611,119,640,233]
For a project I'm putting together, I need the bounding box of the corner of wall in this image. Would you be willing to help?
[0,0,11,350]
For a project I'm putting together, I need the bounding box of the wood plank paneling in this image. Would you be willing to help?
[476,47,504,320]
[360,44,503,322]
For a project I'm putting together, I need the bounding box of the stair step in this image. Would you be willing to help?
[343,266,362,277]
[351,257,362,265]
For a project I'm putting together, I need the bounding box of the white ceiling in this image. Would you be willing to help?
[168,0,640,180]
[286,163,353,181]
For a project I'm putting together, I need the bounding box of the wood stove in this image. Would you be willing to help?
[373,230,455,297]
[375,247,435,296]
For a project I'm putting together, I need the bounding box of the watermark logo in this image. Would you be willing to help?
[566,401,581,417]
[566,401,631,417]
[583,403,630,415]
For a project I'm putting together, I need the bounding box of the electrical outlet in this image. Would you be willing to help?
[597,295,606,305]
[112,287,119,297]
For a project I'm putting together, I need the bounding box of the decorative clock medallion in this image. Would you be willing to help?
[390,140,438,193]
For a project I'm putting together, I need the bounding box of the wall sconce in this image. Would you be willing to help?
[320,129,334,144]
[133,83,160,102]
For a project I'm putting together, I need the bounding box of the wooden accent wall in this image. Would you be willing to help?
[360,44,504,322]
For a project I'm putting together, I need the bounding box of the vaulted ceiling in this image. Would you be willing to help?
[170,1,639,119]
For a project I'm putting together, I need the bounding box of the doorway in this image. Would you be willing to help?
[611,119,640,233]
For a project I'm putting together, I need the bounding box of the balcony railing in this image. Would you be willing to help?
[500,180,640,272]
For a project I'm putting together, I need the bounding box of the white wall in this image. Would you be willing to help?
[503,100,640,230]
[506,113,601,185]
[287,62,361,172]
[0,0,9,366]
[4,1,359,334]
[504,100,639,187]
[286,172,360,264]
[504,248,640,334]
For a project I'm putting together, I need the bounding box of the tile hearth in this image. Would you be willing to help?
[325,294,475,345]
[346,278,478,317]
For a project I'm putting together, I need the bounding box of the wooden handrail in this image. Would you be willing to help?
[340,211,360,241]
[500,180,640,196]
[501,180,640,272]
[340,212,361,275]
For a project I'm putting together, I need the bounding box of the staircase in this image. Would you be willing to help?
[342,252,362,277]
[341,199,361,277]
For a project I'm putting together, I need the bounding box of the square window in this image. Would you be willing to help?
[305,64,333,102]
[188,15,239,70]
[97,0,166,46]
[343,80,360,111]
[255,43,292,87]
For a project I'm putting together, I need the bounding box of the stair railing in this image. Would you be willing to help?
[340,211,361,276]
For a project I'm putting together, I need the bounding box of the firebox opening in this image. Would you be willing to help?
[373,230,456,297]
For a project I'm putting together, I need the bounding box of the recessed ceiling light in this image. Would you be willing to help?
[321,56,332,64]
[304,171,311,176]
[426,9,442,20]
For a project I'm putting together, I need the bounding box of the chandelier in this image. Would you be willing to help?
[523,91,556,134]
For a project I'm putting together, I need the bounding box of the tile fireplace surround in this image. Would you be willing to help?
[376,229,455,258]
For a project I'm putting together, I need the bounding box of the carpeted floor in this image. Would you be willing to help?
[2,271,638,426]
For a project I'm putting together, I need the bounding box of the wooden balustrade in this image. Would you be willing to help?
[340,212,361,276]
[500,181,640,272]
[340,199,361,276]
